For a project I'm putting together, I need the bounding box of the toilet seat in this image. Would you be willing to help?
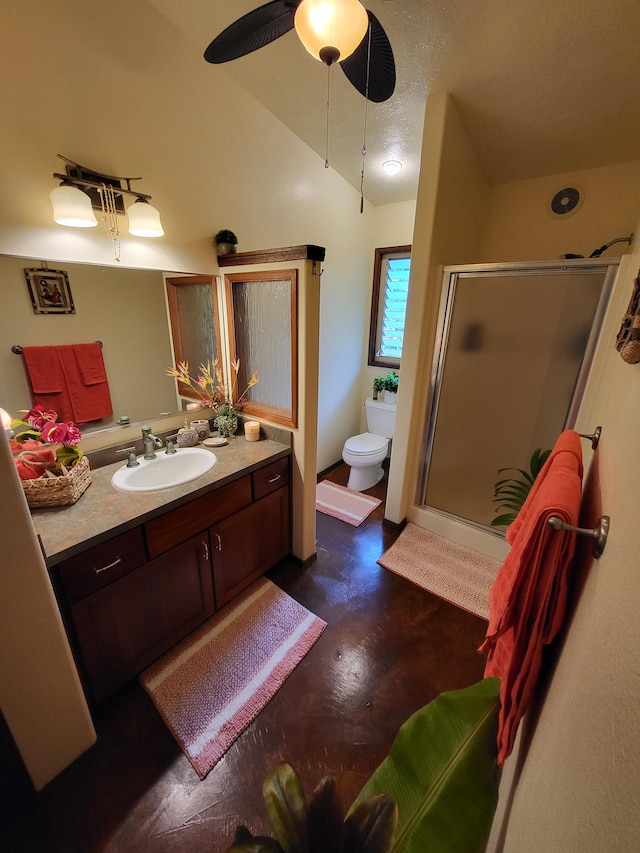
[343,432,388,456]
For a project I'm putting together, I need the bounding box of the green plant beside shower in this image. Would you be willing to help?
[490,447,551,528]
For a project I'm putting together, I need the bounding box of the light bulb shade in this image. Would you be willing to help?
[50,184,98,227]
[294,0,368,63]
[127,199,164,237]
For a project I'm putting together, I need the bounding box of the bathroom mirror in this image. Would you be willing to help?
[0,254,215,435]
[419,259,618,531]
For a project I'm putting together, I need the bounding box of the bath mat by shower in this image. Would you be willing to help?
[139,577,326,780]
[316,480,381,526]
[377,524,501,620]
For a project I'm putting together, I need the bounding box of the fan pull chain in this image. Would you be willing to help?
[324,63,331,169]
[359,23,373,213]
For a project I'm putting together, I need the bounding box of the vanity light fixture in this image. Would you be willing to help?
[0,407,13,438]
[50,155,164,258]
[381,159,402,176]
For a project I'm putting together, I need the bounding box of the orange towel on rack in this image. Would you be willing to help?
[479,431,583,765]
[20,346,75,422]
[72,343,107,385]
[56,345,112,423]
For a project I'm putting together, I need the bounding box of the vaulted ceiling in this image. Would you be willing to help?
[149,0,640,206]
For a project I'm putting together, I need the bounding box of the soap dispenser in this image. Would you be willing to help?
[176,419,199,447]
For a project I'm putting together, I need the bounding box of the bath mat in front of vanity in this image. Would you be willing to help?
[377,524,501,620]
[139,577,326,780]
[316,480,381,526]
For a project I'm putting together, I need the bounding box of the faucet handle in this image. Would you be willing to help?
[165,433,180,454]
[116,447,139,468]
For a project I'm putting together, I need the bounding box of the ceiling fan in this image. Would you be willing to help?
[203,0,396,103]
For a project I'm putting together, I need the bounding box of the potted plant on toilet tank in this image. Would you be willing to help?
[374,372,399,404]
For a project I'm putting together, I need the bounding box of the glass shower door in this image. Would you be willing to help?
[420,260,617,531]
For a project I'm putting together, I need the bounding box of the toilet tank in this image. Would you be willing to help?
[364,396,397,438]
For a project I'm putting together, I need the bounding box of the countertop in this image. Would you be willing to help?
[31,437,291,566]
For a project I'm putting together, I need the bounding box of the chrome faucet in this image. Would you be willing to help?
[141,426,163,460]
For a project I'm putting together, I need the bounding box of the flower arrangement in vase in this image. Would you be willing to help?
[166,359,259,437]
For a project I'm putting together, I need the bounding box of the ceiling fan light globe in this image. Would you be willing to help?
[294,0,368,64]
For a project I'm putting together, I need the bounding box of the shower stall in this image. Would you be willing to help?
[418,259,618,535]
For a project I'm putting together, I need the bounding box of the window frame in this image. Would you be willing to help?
[224,269,298,428]
[368,245,411,369]
[165,275,222,403]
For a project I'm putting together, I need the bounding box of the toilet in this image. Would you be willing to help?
[342,396,397,491]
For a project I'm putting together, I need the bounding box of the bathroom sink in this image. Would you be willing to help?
[111,447,217,493]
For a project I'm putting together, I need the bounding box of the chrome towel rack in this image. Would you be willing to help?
[548,515,610,559]
[12,341,103,354]
[578,425,602,450]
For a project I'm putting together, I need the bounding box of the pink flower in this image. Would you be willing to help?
[25,406,58,431]
[40,420,82,446]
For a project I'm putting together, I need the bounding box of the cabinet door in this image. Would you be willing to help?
[71,534,214,703]
[211,486,290,608]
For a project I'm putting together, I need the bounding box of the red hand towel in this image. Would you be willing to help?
[21,345,75,422]
[56,346,113,423]
[72,343,107,385]
[479,440,582,765]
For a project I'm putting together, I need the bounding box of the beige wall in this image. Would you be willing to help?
[479,161,640,263]
[0,430,96,789]
[489,212,640,852]
[386,92,490,526]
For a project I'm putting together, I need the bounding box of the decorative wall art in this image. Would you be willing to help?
[24,268,75,314]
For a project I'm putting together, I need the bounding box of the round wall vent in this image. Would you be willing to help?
[549,186,583,218]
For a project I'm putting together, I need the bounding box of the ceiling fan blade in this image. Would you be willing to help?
[339,11,395,103]
[204,0,298,64]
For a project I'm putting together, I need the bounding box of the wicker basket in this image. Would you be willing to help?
[21,455,92,508]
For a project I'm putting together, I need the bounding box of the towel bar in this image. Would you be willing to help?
[578,426,602,450]
[548,515,610,559]
[12,341,103,354]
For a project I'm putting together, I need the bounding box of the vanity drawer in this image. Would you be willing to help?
[252,457,289,501]
[56,527,147,603]
[144,475,252,558]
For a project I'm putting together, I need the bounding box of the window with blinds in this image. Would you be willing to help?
[368,246,411,368]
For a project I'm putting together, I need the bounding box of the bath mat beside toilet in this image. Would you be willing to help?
[377,524,501,620]
[316,480,381,527]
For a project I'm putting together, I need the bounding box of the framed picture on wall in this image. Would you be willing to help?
[24,268,75,314]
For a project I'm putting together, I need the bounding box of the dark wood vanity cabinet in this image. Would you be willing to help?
[67,533,213,703]
[212,483,290,607]
[54,454,291,703]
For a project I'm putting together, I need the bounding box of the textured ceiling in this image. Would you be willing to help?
[149,0,640,206]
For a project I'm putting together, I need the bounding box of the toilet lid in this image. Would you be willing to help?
[344,432,388,455]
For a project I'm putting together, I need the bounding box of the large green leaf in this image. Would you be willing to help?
[350,678,501,853]
[263,764,308,853]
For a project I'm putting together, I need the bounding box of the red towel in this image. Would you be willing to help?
[56,346,113,423]
[21,345,75,422]
[479,431,583,765]
[72,343,107,385]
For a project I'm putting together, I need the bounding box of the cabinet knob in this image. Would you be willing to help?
[268,474,282,483]
[214,532,222,551]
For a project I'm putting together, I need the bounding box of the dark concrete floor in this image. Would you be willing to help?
[1,464,488,852]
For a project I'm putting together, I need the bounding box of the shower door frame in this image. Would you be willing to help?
[417,258,619,535]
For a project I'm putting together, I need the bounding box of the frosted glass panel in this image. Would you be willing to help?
[421,263,614,530]
[174,283,218,367]
[232,279,292,412]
